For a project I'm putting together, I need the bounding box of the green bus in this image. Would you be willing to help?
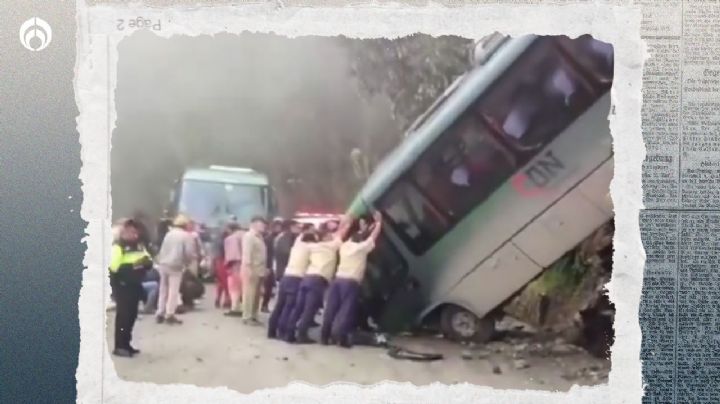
[349,34,614,342]
[169,165,277,275]
[172,165,277,229]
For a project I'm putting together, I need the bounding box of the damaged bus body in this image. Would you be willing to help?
[349,34,614,342]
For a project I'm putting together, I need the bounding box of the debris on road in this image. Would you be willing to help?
[513,359,530,370]
[387,345,444,362]
[474,349,491,360]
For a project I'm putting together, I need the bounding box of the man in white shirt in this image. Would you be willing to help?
[268,231,317,340]
[287,217,351,343]
[154,214,197,325]
[321,212,382,347]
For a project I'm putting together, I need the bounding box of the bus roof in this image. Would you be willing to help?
[182,167,270,186]
[350,35,537,213]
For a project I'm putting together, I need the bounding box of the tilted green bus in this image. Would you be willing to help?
[349,34,614,341]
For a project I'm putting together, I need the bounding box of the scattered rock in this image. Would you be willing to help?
[254,355,260,359]
[514,343,528,352]
[461,350,474,360]
[349,363,355,367]
[551,344,577,355]
[282,357,289,361]
[195,357,203,363]
[513,359,530,370]
[475,349,491,359]
[492,365,502,374]
[487,342,505,354]
[561,372,577,381]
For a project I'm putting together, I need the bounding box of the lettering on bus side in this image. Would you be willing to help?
[512,150,565,197]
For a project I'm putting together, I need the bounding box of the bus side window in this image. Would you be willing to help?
[476,37,601,157]
[378,181,449,255]
[555,35,614,88]
[411,114,516,223]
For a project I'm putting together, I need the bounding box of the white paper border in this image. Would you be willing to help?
[75,2,646,403]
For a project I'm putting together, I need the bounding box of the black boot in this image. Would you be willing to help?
[128,345,141,354]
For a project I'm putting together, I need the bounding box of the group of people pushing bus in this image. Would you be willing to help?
[217,212,383,347]
[108,211,383,357]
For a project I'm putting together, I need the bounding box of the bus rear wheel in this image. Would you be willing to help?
[440,305,495,343]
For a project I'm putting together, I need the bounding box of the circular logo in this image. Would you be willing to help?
[19,17,52,52]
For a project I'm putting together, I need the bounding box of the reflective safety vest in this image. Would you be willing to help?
[109,244,150,273]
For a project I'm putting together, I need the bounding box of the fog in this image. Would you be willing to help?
[111,31,397,221]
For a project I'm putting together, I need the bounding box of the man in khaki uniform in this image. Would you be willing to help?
[321,212,383,347]
[223,224,245,316]
[241,216,268,325]
[287,217,352,343]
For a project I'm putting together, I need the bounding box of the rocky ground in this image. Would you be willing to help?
[109,297,610,393]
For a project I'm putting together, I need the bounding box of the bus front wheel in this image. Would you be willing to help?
[440,305,495,343]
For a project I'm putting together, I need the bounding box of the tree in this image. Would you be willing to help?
[344,34,473,136]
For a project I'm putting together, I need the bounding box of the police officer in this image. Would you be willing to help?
[109,219,153,357]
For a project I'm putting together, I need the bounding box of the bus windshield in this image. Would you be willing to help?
[178,180,266,226]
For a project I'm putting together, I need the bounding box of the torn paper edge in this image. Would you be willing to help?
[74,2,646,403]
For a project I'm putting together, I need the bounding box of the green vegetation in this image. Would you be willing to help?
[529,250,590,296]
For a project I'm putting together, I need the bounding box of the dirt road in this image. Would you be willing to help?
[109,296,609,393]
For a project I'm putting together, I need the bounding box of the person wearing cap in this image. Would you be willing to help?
[321,212,383,347]
[109,219,153,357]
[154,214,197,325]
[268,230,317,340]
[223,223,245,316]
[240,216,269,325]
[287,217,352,344]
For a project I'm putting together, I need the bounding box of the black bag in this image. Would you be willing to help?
[181,270,205,300]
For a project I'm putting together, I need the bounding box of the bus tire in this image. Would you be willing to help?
[440,305,495,343]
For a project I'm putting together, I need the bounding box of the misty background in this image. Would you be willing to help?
[111,31,472,221]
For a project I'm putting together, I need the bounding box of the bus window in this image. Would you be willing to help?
[411,114,516,222]
[378,181,449,254]
[555,35,614,87]
[476,37,599,154]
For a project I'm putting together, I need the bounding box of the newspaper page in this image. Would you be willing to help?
[640,0,720,403]
[71,0,716,403]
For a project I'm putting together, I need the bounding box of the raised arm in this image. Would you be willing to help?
[335,215,354,241]
[368,211,383,243]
